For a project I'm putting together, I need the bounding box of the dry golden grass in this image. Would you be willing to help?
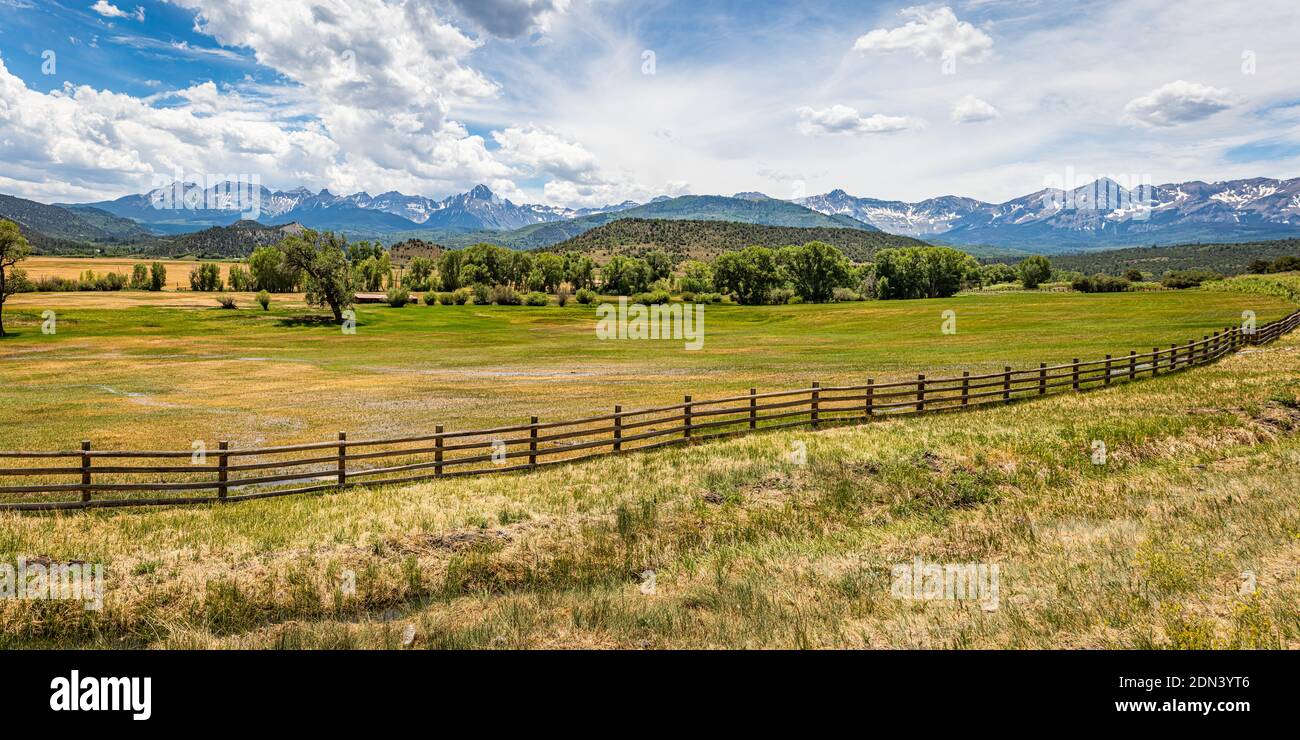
[2,331,1297,649]
[20,256,240,290]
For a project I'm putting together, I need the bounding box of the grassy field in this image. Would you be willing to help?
[0,288,1293,454]
[18,255,238,290]
[0,280,1296,649]
[2,322,1297,648]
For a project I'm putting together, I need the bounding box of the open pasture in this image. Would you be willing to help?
[1,288,1293,454]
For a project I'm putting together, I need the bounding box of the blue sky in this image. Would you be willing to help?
[1,0,1298,206]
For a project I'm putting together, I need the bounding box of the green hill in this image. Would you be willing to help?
[142,220,306,259]
[0,193,150,250]
[1039,238,1300,276]
[540,218,927,262]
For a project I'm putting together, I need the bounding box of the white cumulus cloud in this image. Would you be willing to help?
[91,1,144,21]
[1124,80,1238,127]
[492,124,602,182]
[449,0,570,39]
[951,94,999,123]
[796,105,924,136]
[853,6,993,63]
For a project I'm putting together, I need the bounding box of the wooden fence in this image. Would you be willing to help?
[3,309,1298,512]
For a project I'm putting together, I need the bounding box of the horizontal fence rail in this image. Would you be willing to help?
[2,309,1297,512]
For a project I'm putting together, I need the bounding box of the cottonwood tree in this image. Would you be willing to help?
[872,246,979,299]
[562,252,596,290]
[712,246,781,304]
[249,246,301,292]
[779,241,851,303]
[1017,255,1053,289]
[278,229,357,323]
[0,219,31,336]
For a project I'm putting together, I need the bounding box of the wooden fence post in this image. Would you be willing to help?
[80,440,91,503]
[613,406,623,451]
[684,395,693,440]
[1038,363,1047,395]
[217,440,229,501]
[1128,351,1137,380]
[1072,359,1080,390]
[434,425,444,476]
[916,375,926,412]
[748,389,757,430]
[529,416,538,468]
[336,431,347,487]
[865,379,874,418]
[1201,335,1208,364]
[1152,347,1160,376]
[1104,354,1112,386]
[1003,367,1012,402]
[961,371,970,406]
[811,382,821,428]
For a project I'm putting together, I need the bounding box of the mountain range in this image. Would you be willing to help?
[3,175,1298,256]
[63,182,632,235]
[796,177,1300,250]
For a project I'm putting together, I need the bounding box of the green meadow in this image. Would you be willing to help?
[1,287,1292,453]
[1,278,1298,649]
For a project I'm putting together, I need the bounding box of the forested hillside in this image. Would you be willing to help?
[542,218,926,262]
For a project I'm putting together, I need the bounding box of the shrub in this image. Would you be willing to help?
[700,292,724,304]
[385,286,410,307]
[256,290,271,310]
[1161,269,1221,289]
[75,270,127,291]
[556,288,570,307]
[217,295,238,309]
[575,288,596,304]
[1123,269,1144,282]
[769,286,797,305]
[452,288,471,305]
[30,276,76,292]
[189,263,223,292]
[679,290,696,303]
[832,287,861,301]
[490,284,520,305]
[101,272,127,291]
[631,289,670,305]
[1071,274,1131,293]
[472,283,490,305]
[422,291,437,305]
[523,291,549,306]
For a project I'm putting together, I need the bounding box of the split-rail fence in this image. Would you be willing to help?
[2,309,1297,511]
